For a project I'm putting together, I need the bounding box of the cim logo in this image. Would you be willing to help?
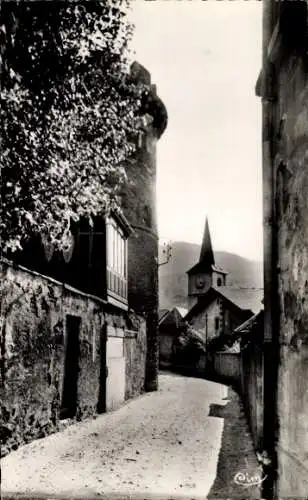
[233,470,267,488]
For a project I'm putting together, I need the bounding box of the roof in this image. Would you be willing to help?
[187,217,229,275]
[234,309,264,334]
[159,307,185,329]
[175,306,188,318]
[211,264,228,275]
[213,286,264,315]
[187,261,228,276]
[199,217,215,266]
[185,286,264,321]
[158,309,169,322]
[234,310,264,348]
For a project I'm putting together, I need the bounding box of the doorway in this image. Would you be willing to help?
[60,315,81,419]
[97,323,107,414]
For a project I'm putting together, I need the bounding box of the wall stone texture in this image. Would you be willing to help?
[189,299,247,344]
[212,345,264,454]
[189,299,221,342]
[121,133,159,393]
[0,260,146,457]
[124,321,147,400]
[276,346,308,498]
[270,41,308,499]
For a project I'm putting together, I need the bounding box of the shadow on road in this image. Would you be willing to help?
[207,387,262,500]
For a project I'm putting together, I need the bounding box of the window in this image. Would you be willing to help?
[106,218,128,306]
[215,317,220,331]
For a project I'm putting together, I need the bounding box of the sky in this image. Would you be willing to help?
[129,0,263,261]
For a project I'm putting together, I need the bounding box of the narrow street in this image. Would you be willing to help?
[1,373,261,500]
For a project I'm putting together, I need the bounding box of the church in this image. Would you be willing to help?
[184,218,263,345]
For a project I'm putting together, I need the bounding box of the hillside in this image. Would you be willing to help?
[159,241,263,310]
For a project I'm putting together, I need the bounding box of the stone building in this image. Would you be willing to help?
[185,218,263,345]
[121,62,168,391]
[0,62,167,456]
[185,286,262,346]
[158,306,187,367]
[256,1,308,497]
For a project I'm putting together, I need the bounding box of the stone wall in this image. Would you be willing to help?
[241,341,264,452]
[271,36,308,499]
[212,344,264,452]
[0,260,146,457]
[213,352,242,381]
[189,299,221,342]
[122,134,159,393]
[159,334,173,363]
[189,299,246,343]
[124,323,147,400]
[120,62,167,393]
[188,272,212,298]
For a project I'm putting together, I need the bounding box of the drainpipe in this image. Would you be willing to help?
[259,1,279,498]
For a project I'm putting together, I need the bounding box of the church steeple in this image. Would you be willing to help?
[186,216,228,310]
[199,217,215,267]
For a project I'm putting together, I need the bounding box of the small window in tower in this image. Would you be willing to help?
[217,277,222,287]
[215,317,220,331]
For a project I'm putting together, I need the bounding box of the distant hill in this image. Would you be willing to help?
[159,241,263,310]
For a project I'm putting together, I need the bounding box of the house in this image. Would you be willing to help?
[185,217,263,346]
[256,1,308,497]
[233,309,264,349]
[0,62,168,456]
[158,306,188,367]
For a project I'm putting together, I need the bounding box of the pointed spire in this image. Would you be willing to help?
[199,217,215,266]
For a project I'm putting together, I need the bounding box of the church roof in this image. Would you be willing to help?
[187,217,227,275]
[213,286,263,315]
[211,264,228,274]
[187,261,228,276]
[185,286,264,320]
[199,217,215,265]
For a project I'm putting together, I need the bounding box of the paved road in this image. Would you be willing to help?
[1,374,228,499]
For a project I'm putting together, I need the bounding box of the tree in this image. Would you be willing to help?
[0,1,146,254]
[173,323,206,368]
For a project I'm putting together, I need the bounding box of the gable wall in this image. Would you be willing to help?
[188,298,248,344]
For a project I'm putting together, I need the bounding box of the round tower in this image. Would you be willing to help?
[121,61,168,392]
